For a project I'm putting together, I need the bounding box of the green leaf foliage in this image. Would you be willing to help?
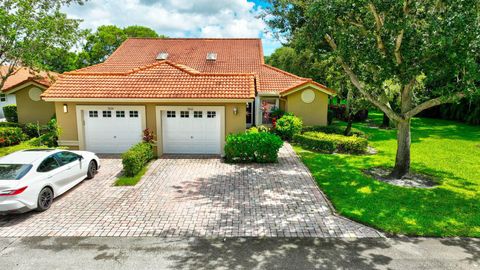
[302,125,366,138]
[122,142,154,177]
[0,127,27,147]
[2,105,17,123]
[275,114,303,140]
[224,132,283,163]
[294,132,368,154]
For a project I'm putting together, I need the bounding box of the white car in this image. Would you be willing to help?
[0,149,100,213]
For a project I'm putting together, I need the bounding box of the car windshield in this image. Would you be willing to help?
[0,164,32,180]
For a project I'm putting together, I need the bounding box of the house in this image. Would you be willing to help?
[1,66,57,124]
[42,38,335,155]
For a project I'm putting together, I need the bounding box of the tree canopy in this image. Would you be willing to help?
[77,25,164,67]
[0,0,84,88]
[264,0,480,177]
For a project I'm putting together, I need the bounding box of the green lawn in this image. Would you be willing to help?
[0,139,49,157]
[114,162,151,186]
[295,112,480,237]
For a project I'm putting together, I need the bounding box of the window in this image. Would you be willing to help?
[89,111,98,118]
[207,111,216,118]
[102,110,112,118]
[261,99,278,125]
[129,110,139,118]
[116,111,125,118]
[54,152,80,166]
[0,94,6,102]
[37,156,60,172]
[246,102,253,125]
[180,111,189,118]
[0,164,32,180]
[166,111,176,118]
[194,111,203,118]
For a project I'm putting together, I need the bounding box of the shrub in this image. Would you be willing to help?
[122,142,154,177]
[3,105,17,123]
[247,125,270,134]
[302,125,366,138]
[224,132,283,163]
[0,122,20,128]
[0,127,27,147]
[275,114,303,140]
[294,131,368,154]
[22,122,49,138]
[142,128,154,143]
[38,119,60,147]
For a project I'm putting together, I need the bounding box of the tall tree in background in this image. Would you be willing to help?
[77,25,164,67]
[265,0,480,178]
[0,0,84,88]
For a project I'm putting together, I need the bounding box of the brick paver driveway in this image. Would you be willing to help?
[0,143,381,237]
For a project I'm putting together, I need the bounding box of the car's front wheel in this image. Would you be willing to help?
[36,187,53,212]
[86,160,97,179]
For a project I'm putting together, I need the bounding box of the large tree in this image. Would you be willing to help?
[265,0,480,177]
[78,25,164,67]
[0,0,83,88]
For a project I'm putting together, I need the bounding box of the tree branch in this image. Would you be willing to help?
[368,3,387,56]
[404,92,466,118]
[394,30,404,64]
[324,34,402,122]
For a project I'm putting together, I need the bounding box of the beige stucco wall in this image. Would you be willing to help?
[15,85,55,124]
[285,87,329,126]
[55,102,247,155]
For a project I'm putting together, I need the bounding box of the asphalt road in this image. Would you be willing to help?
[0,237,479,269]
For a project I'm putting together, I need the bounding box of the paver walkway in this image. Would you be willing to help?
[0,143,381,237]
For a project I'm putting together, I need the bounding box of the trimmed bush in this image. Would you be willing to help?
[246,125,270,134]
[0,127,27,147]
[294,131,368,154]
[122,142,154,177]
[302,125,366,138]
[225,132,283,163]
[22,122,49,138]
[275,114,303,140]
[0,122,20,128]
[3,105,17,123]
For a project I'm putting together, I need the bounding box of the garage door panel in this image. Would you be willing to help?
[83,108,144,154]
[162,107,222,154]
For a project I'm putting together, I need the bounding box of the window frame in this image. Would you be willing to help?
[180,111,190,118]
[88,111,98,118]
[116,110,125,118]
[37,155,61,173]
[129,110,139,118]
[166,111,176,118]
[53,151,81,166]
[207,111,217,118]
[0,94,6,102]
[102,110,112,118]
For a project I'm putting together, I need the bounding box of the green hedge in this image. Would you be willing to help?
[294,131,368,154]
[3,105,17,123]
[0,122,20,128]
[0,127,27,147]
[302,125,366,138]
[225,132,283,163]
[122,142,154,177]
[275,114,303,140]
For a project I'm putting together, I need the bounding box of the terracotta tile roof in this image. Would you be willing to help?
[1,66,57,92]
[42,61,255,99]
[47,38,334,99]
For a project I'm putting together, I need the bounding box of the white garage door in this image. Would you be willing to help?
[83,107,144,153]
[162,107,222,154]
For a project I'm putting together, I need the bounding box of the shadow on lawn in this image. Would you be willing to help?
[297,150,480,237]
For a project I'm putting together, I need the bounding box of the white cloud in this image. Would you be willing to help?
[62,0,280,55]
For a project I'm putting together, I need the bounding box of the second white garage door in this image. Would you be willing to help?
[82,106,145,153]
[162,107,222,154]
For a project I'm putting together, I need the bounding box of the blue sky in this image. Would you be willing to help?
[62,0,281,55]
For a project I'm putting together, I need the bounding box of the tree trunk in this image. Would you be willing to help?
[381,112,390,128]
[390,119,411,178]
[344,115,353,136]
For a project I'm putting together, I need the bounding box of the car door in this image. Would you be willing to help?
[37,155,66,195]
[53,152,84,184]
